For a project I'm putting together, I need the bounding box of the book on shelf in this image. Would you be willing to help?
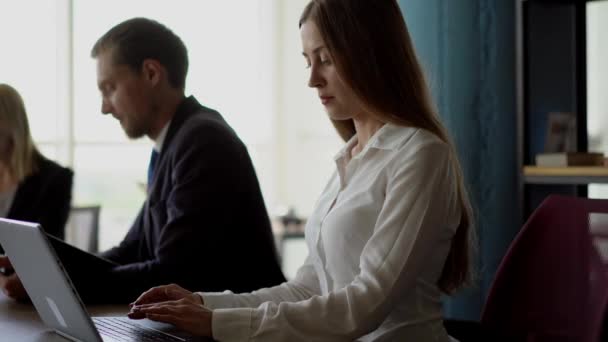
[535,152,605,167]
[544,112,577,153]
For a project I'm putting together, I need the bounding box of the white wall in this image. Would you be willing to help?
[587,1,608,198]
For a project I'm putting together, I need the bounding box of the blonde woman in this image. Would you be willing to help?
[0,84,73,298]
[129,0,475,340]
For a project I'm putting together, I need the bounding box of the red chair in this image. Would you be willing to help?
[479,195,608,341]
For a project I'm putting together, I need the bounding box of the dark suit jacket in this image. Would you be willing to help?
[89,96,285,303]
[6,152,73,240]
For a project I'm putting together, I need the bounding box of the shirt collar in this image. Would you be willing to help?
[153,119,172,152]
[333,123,419,162]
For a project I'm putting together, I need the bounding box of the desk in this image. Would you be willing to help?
[0,292,128,341]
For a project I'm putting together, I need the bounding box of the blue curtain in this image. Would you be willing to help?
[398,0,519,320]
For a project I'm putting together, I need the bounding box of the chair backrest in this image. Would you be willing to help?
[65,206,100,253]
[481,195,608,342]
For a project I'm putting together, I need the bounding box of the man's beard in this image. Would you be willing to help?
[122,116,148,139]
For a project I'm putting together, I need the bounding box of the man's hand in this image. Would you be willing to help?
[0,256,28,301]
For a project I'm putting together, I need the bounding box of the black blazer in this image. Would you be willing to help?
[6,153,73,240]
[92,96,285,303]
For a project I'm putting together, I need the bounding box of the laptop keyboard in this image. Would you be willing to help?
[93,317,184,341]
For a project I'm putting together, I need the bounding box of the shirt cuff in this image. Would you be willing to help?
[197,291,235,310]
[212,307,253,342]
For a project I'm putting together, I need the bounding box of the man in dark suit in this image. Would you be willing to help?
[90,17,285,303]
[1,17,285,304]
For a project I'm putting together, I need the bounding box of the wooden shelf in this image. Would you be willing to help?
[523,166,608,184]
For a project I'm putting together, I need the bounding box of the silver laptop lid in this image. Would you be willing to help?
[0,218,102,342]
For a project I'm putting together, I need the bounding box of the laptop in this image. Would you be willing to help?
[0,217,210,342]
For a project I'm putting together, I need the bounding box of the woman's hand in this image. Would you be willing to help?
[130,283,203,309]
[128,284,213,337]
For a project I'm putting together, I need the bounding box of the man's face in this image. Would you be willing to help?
[96,49,154,139]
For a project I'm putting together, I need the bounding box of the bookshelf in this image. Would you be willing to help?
[516,0,593,219]
[523,166,608,184]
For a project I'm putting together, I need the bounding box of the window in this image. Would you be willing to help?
[0,0,62,152]
[587,1,608,199]
[1,0,339,257]
[70,0,280,249]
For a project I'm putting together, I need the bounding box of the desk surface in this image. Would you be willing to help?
[0,292,128,341]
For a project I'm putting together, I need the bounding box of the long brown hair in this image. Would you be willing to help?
[0,84,39,182]
[300,0,475,294]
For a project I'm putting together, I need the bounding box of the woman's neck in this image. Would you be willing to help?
[351,116,385,158]
[0,163,16,192]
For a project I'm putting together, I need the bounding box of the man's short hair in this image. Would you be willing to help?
[91,17,188,90]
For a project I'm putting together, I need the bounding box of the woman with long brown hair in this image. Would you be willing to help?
[0,83,73,298]
[129,1,474,340]
[0,84,73,240]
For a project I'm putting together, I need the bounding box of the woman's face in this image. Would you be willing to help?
[300,21,362,121]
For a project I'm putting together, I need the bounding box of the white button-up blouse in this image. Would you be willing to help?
[199,124,462,342]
